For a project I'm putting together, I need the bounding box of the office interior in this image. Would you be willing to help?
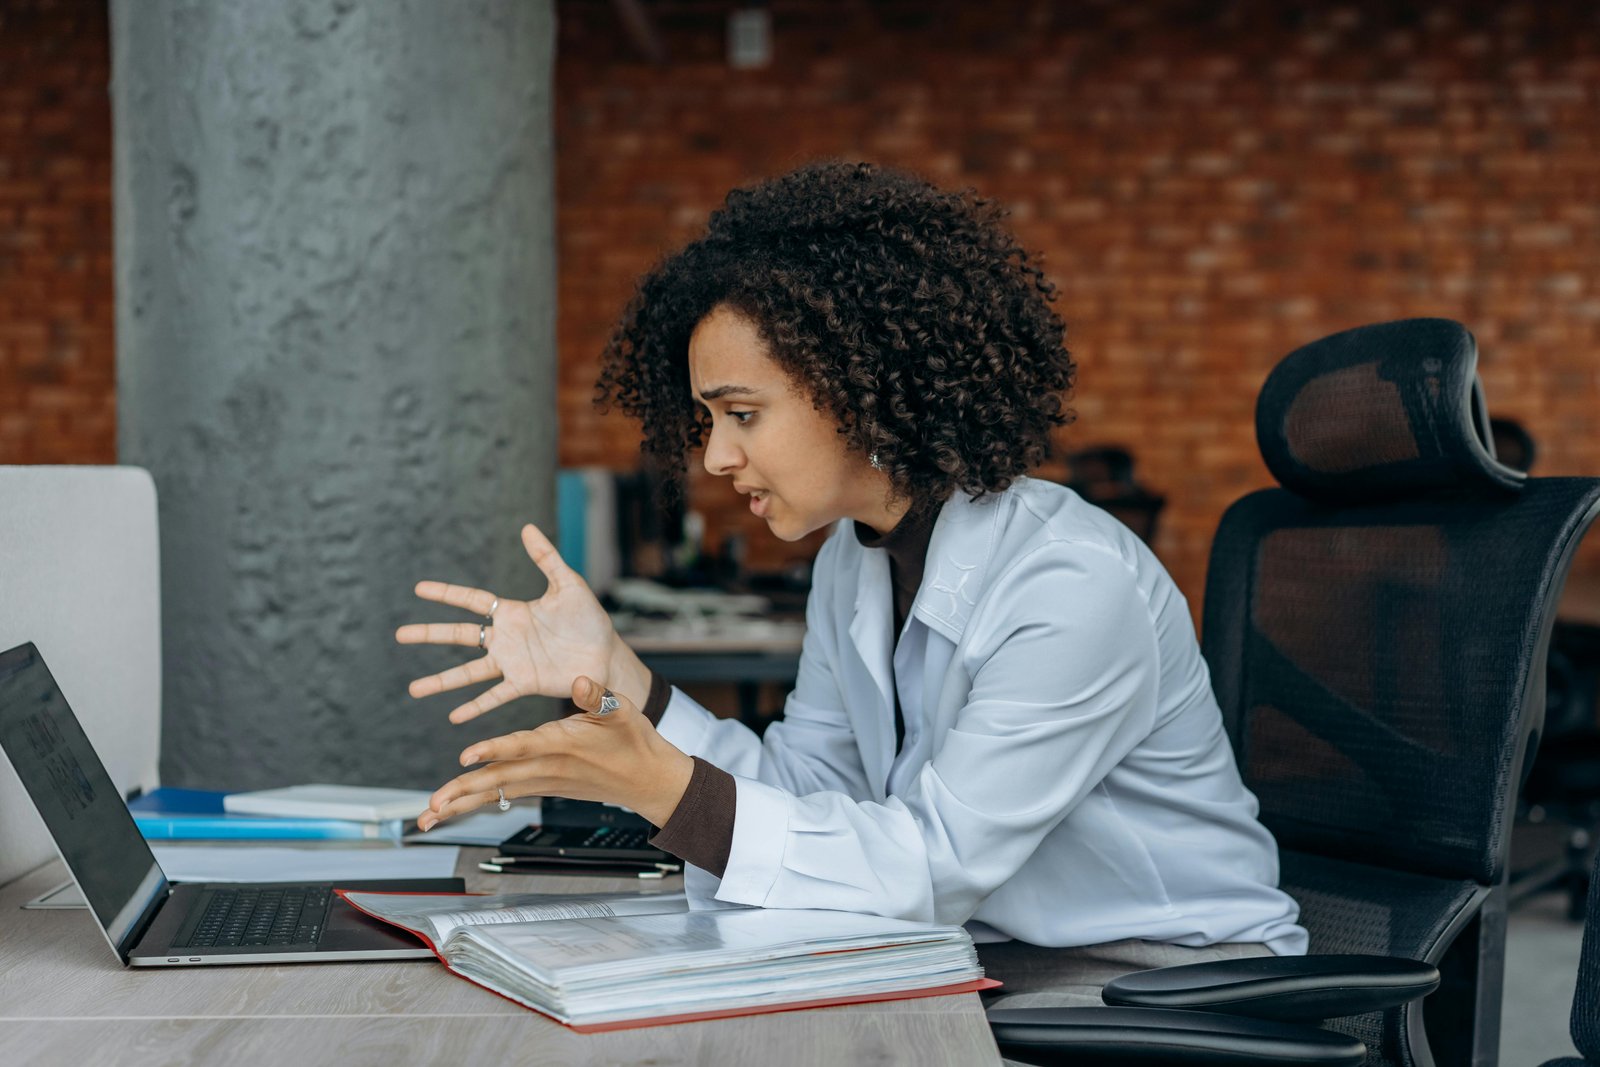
[2,1,1598,1063]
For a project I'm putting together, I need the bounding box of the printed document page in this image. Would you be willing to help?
[344,890,688,945]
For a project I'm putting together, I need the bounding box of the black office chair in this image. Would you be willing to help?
[1490,416,1539,476]
[1541,845,1600,1067]
[989,319,1600,1066]
[1519,618,1600,921]
[1484,413,1600,923]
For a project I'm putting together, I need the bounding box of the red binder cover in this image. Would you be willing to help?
[337,889,1000,1033]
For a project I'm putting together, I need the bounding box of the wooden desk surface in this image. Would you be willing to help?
[0,851,999,1067]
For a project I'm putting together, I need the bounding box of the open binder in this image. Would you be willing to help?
[339,889,997,1032]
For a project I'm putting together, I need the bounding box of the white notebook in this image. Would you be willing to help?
[223,784,433,822]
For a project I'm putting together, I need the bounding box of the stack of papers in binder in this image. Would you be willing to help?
[342,890,993,1031]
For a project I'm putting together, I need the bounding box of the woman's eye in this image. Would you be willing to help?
[728,410,754,425]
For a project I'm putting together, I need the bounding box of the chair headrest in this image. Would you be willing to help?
[1256,318,1525,503]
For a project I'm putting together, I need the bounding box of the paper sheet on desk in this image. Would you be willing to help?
[151,845,460,883]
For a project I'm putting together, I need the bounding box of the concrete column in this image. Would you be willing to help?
[112,0,558,789]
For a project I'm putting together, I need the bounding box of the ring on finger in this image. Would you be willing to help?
[478,623,489,649]
[497,786,510,812]
[485,597,498,621]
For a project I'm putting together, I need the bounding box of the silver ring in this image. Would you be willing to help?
[597,689,621,716]
[478,623,489,650]
[496,786,510,812]
[486,597,498,620]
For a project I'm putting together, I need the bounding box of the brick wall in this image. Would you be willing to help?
[555,0,1600,603]
[7,0,1600,608]
[0,0,114,465]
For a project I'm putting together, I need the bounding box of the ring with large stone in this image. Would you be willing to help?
[478,623,489,650]
[596,689,621,716]
[496,786,510,812]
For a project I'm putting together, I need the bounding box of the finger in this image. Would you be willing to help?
[447,679,521,724]
[394,621,484,647]
[428,762,537,815]
[460,729,541,767]
[412,580,498,616]
[570,674,635,718]
[521,524,579,590]
[417,785,507,831]
[408,655,500,699]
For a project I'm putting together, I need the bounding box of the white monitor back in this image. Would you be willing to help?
[0,466,162,887]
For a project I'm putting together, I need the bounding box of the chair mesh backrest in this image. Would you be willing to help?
[1575,848,1600,1060]
[1204,320,1600,884]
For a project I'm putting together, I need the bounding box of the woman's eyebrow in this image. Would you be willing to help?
[698,384,762,401]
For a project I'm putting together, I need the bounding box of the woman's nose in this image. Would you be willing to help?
[703,424,743,477]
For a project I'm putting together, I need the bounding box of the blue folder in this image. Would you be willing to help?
[126,787,404,841]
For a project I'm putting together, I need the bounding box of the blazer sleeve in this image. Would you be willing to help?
[701,540,1163,924]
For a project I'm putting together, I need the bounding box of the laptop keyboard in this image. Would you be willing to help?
[179,887,331,948]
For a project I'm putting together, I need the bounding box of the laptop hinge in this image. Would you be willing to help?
[116,873,173,961]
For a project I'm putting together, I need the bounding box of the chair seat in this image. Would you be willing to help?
[986,1005,1366,1066]
[1277,851,1484,959]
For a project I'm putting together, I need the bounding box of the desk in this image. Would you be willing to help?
[0,850,999,1067]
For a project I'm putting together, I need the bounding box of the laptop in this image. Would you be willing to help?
[0,641,462,966]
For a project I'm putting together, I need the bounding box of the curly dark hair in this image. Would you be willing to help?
[595,160,1075,512]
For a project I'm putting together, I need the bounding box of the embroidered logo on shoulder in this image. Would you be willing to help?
[927,559,979,622]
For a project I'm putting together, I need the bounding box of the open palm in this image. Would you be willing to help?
[397,524,619,724]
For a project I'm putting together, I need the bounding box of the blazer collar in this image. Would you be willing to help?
[841,486,1006,791]
[912,488,1005,644]
[847,487,1006,648]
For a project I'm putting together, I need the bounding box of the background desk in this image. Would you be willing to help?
[631,630,803,729]
[0,849,999,1066]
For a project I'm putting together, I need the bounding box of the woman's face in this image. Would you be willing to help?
[688,305,902,541]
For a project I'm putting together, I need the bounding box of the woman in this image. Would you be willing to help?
[398,161,1305,1005]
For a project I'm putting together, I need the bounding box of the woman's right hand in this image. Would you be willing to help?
[396,524,646,724]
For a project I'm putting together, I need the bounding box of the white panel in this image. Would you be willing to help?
[0,466,162,886]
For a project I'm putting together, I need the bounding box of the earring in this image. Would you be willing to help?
[869,451,885,471]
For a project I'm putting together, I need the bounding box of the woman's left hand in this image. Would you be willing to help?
[417,675,695,831]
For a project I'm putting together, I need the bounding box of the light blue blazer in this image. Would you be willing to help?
[656,478,1308,954]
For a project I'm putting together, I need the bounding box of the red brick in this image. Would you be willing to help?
[8,0,1600,603]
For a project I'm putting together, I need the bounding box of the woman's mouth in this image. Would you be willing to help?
[748,490,771,518]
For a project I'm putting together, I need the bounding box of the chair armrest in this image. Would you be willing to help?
[986,1006,1367,1066]
[1100,953,1440,1021]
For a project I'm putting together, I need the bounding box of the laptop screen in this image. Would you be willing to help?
[0,642,167,959]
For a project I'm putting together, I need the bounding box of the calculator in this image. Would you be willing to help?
[500,797,679,863]
[498,823,676,863]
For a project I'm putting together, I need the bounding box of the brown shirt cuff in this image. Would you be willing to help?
[640,669,671,726]
[649,755,736,879]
